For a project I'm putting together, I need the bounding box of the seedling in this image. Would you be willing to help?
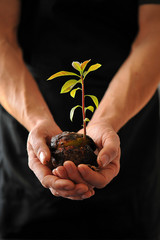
[47,59,101,138]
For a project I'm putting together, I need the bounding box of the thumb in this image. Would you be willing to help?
[27,132,51,165]
[97,132,120,168]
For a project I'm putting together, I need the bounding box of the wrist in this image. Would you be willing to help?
[31,118,61,134]
[24,108,60,133]
[29,118,62,138]
[90,107,124,133]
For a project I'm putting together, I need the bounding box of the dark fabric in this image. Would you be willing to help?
[139,0,160,4]
[0,0,160,239]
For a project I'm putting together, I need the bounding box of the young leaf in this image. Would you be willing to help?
[83,63,101,78]
[83,71,88,79]
[60,79,78,94]
[70,87,81,98]
[70,105,82,122]
[85,95,99,108]
[81,59,91,72]
[85,106,94,113]
[72,61,82,73]
[47,71,79,80]
[88,63,101,72]
[84,118,90,123]
[82,118,90,127]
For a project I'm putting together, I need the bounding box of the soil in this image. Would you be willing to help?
[49,131,98,169]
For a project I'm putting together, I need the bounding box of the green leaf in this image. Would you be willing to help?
[88,63,102,72]
[85,106,94,113]
[84,118,90,123]
[85,95,99,108]
[60,80,78,94]
[82,118,90,127]
[83,71,88,79]
[72,61,82,73]
[70,87,82,98]
[47,71,79,80]
[70,105,82,122]
[83,63,101,78]
[81,59,91,72]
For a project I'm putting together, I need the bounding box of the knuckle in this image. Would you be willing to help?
[27,130,36,145]
[109,146,118,160]
[41,176,49,188]
[112,134,120,148]
[115,133,120,144]
[103,132,120,160]
[107,130,120,146]
[110,161,120,178]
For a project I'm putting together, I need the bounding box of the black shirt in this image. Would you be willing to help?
[0,0,160,239]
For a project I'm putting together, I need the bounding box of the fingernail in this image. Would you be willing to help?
[99,155,110,167]
[40,152,46,164]
[52,169,56,175]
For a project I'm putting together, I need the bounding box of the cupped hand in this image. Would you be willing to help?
[53,122,120,199]
[78,122,121,188]
[27,120,93,200]
[52,161,95,200]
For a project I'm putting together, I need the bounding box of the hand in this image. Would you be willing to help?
[27,120,93,199]
[52,161,95,200]
[78,122,120,188]
[53,122,120,199]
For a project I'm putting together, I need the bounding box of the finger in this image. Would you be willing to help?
[49,188,60,197]
[78,150,120,189]
[78,164,106,188]
[28,142,75,191]
[28,142,52,180]
[53,164,94,196]
[49,183,88,198]
[42,175,75,190]
[52,163,95,199]
[81,188,95,200]
[69,187,95,200]
[98,132,120,168]
[63,161,87,184]
[27,131,51,165]
[50,184,94,200]
[52,166,69,179]
[67,189,95,200]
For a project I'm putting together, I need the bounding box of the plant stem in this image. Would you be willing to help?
[81,75,86,138]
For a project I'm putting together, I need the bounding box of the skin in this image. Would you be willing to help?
[0,0,160,200]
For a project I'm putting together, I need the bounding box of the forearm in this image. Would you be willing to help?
[91,20,160,132]
[0,40,57,132]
